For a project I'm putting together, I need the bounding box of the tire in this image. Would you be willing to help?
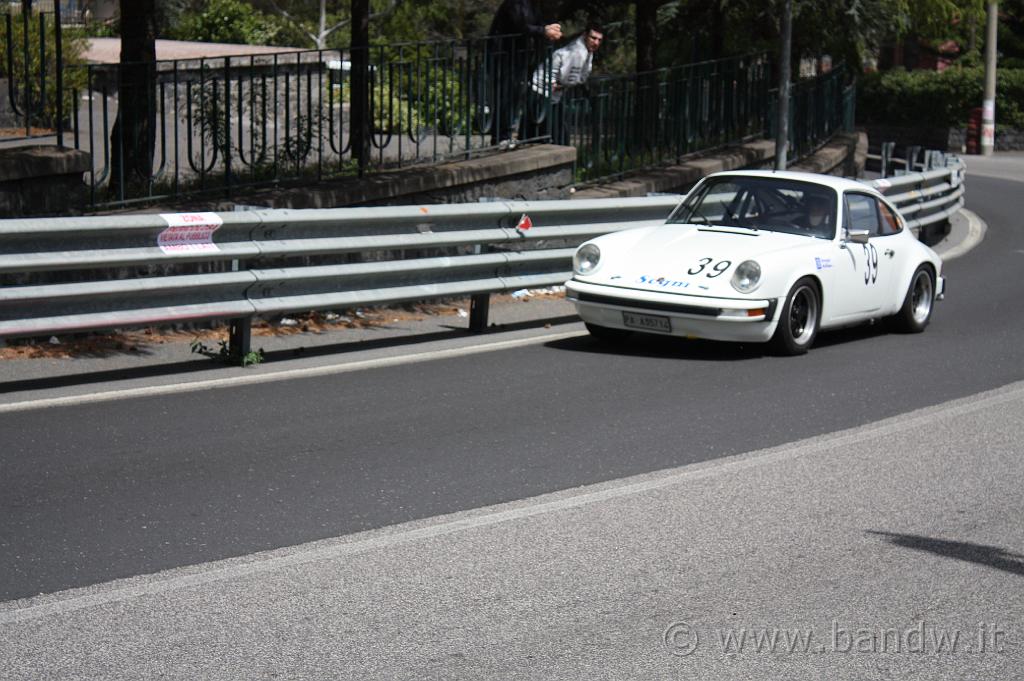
[585,322,631,343]
[891,265,935,333]
[770,277,821,356]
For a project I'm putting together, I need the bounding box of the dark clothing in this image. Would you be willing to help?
[488,0,547,39]
[485,0,549,144]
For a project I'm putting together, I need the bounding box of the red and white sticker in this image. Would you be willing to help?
[157,212,223,254]
[515,213,533,232]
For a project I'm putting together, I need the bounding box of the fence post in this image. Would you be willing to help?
[469,294,490,332]
[880,141,894,178]
[54,0,62,147]
[228,317,252,359]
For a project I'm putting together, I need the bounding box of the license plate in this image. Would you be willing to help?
[622,311,671,333]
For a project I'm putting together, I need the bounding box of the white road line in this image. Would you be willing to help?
[940,208,987,263]
[3,379,1023,625]
[0,330,587,414]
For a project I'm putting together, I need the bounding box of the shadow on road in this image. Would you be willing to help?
[0,315,580,396]
[869,531,1024,577]
[545,322,895,361]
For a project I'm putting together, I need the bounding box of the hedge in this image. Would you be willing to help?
[858,67,1024,130]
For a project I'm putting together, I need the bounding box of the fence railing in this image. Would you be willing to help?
[65,36,562,209]
[0,1,65,142]
[566,53,771,183]
[768,65,852,163]
[0,6,857,210]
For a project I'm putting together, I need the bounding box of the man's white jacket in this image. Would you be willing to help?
[532,35,592,103]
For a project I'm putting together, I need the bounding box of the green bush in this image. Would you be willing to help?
[858,67,1024,130]
[170,0,300,47]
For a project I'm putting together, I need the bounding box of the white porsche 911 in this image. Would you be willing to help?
[565,170,946,355]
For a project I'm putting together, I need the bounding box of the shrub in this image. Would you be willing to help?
[170,0,298,47]
[858,66,1024,130]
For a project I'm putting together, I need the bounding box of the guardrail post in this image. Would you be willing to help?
[880,141,894,178]
[228,317,252,359]
[468,294,490,333]
[906,146,921,173]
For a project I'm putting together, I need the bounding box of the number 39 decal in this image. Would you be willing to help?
[688,257,732,278]
[862,243,879,285]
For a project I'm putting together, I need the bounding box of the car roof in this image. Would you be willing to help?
[706,169,878,195]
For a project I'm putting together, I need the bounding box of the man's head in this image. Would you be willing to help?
[583,23,604,53]
[805,194,832,228]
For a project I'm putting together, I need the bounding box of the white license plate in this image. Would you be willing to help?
[622,311,671,333]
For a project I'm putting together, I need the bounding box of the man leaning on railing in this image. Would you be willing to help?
[486,0,562,146]
[528,22,604,145]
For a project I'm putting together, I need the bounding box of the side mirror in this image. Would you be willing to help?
[846,229,870,244]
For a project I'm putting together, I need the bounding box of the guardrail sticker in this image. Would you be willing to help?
[158,213,223,253]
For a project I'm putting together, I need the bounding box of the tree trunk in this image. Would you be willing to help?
[634,1,660,156]
[109,0,156,201]
[710,0,724,60]
[351,0,371,174]
[635,0,658,72]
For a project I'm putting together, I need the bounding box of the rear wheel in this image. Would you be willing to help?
[770,277,820,356]
[585,322,631,343]
[891,265,934,333]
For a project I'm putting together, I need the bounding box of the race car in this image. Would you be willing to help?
[565,170,946,355]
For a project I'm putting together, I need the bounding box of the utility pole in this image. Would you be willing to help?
[981,1,998,156]
[774,0,792,170]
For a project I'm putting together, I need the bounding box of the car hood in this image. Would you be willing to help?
[581,224,824,297]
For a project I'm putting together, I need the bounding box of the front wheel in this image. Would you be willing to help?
[891,265,935,333]
[770,277,821,356]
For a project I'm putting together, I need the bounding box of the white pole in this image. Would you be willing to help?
[981,1,998,156]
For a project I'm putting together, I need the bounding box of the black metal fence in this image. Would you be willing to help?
[66,37,562,208]
[0,1,66,142]
[565,53,771,183]
[769,65,854,161]
[0,7,855,210]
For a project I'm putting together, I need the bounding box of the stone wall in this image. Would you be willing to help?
[0,146,90,217]
[157,145,576,214]
[572,132,867,200]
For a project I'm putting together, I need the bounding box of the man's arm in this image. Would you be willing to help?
[504,0,561,40]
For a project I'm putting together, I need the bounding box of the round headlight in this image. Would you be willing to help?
[730,260,762,293]
[573,243,601,275]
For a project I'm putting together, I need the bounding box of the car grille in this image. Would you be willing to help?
[576,291,721,317]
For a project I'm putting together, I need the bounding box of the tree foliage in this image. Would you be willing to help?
[169,0,304,45]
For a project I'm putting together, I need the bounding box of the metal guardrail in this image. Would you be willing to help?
[0,196,680,354]
[0,156,966,356]
[865,153,966,234]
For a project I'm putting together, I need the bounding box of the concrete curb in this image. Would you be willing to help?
[934,208,986,263]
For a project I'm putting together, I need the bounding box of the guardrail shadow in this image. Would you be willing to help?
[0,314,579,396]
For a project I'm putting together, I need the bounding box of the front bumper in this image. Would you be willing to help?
[566,279,779,343]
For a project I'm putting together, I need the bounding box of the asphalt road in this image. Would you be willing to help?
[1,167,1022,679]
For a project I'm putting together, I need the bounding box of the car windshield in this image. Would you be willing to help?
[666,176,838,239]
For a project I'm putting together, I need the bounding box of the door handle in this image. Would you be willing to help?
[884,248,895,258]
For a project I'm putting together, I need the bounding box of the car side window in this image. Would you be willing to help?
[845,193,881,236]
[877,200,902,235]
